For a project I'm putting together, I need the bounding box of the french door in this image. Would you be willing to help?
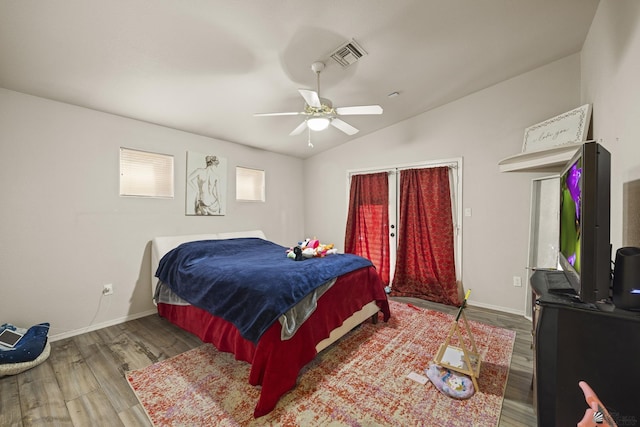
[346,158,463,302]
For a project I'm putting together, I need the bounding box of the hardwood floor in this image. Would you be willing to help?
[0,298,536,426]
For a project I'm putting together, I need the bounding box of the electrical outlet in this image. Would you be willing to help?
[513,276,522,287]
[103,283,114,296]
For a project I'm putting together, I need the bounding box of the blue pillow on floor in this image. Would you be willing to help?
[0,323,50,364]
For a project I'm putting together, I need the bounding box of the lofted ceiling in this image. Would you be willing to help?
[0,0,599,159]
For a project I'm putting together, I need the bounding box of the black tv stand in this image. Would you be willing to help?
[530,270,640,426]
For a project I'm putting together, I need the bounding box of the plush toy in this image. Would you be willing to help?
[302,248,316,258]
[286,246,304,261]
[286,238,337,259]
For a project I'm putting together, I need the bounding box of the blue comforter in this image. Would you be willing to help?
[156,238,373,343]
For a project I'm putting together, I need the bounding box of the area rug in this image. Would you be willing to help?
[127,300,516,426]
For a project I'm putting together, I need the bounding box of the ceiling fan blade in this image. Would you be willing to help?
[298,89,322,108]
[289,121,308,136]
[254,111,301,117]
[331,118,359,135]
[335,105,383,115]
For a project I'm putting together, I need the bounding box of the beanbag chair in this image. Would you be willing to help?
[0,342,50,376]
[0,323,50,376]
[425,362,475,399]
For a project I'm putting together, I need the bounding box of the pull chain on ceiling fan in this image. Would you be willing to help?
[254,61,383,140]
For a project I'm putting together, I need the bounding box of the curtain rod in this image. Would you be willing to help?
[347,158,461,177]
[383,164,457,174]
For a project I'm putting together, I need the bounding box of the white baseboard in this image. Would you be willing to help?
[48,309,158,342]
[467,300,526,317]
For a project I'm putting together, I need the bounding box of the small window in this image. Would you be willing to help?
[120,147,174,198]
[236,166,265,201]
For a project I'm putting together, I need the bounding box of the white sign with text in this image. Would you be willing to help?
[522,104,591,152]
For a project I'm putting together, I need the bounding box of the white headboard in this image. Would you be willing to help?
[150,230,266,300]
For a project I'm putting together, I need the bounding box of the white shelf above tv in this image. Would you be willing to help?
[498,141,586,173]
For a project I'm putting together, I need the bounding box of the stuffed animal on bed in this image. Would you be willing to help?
[286,239,337,259]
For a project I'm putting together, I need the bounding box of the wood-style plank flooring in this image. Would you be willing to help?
[0,298,535,426]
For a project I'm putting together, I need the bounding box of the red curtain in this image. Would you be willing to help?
[344,172,390,285]
[391,167,460,306]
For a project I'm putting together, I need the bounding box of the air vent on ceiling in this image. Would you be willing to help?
[329,39,368,68]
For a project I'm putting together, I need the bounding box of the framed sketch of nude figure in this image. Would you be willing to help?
[186,151,227,216]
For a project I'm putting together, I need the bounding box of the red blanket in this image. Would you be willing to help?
[157,266,390,417]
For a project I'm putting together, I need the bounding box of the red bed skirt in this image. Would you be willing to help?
[157,266,390,417]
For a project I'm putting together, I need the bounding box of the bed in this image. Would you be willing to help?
[150,230,390,417]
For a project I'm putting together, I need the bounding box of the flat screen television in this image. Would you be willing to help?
[558,141,611,303]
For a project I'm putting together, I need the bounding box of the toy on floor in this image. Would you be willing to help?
[431,289,482,392]
[425,362,475,399]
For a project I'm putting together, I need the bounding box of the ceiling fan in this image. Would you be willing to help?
[254,61,383,137]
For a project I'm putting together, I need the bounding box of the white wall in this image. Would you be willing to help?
[6,0,636,334]
[581,0,640,249]
[304,55,582,314]
[0,88,304,340]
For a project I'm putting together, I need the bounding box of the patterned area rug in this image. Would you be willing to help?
[127,300,516,426]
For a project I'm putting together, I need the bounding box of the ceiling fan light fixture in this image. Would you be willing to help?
[307,116,331,131]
